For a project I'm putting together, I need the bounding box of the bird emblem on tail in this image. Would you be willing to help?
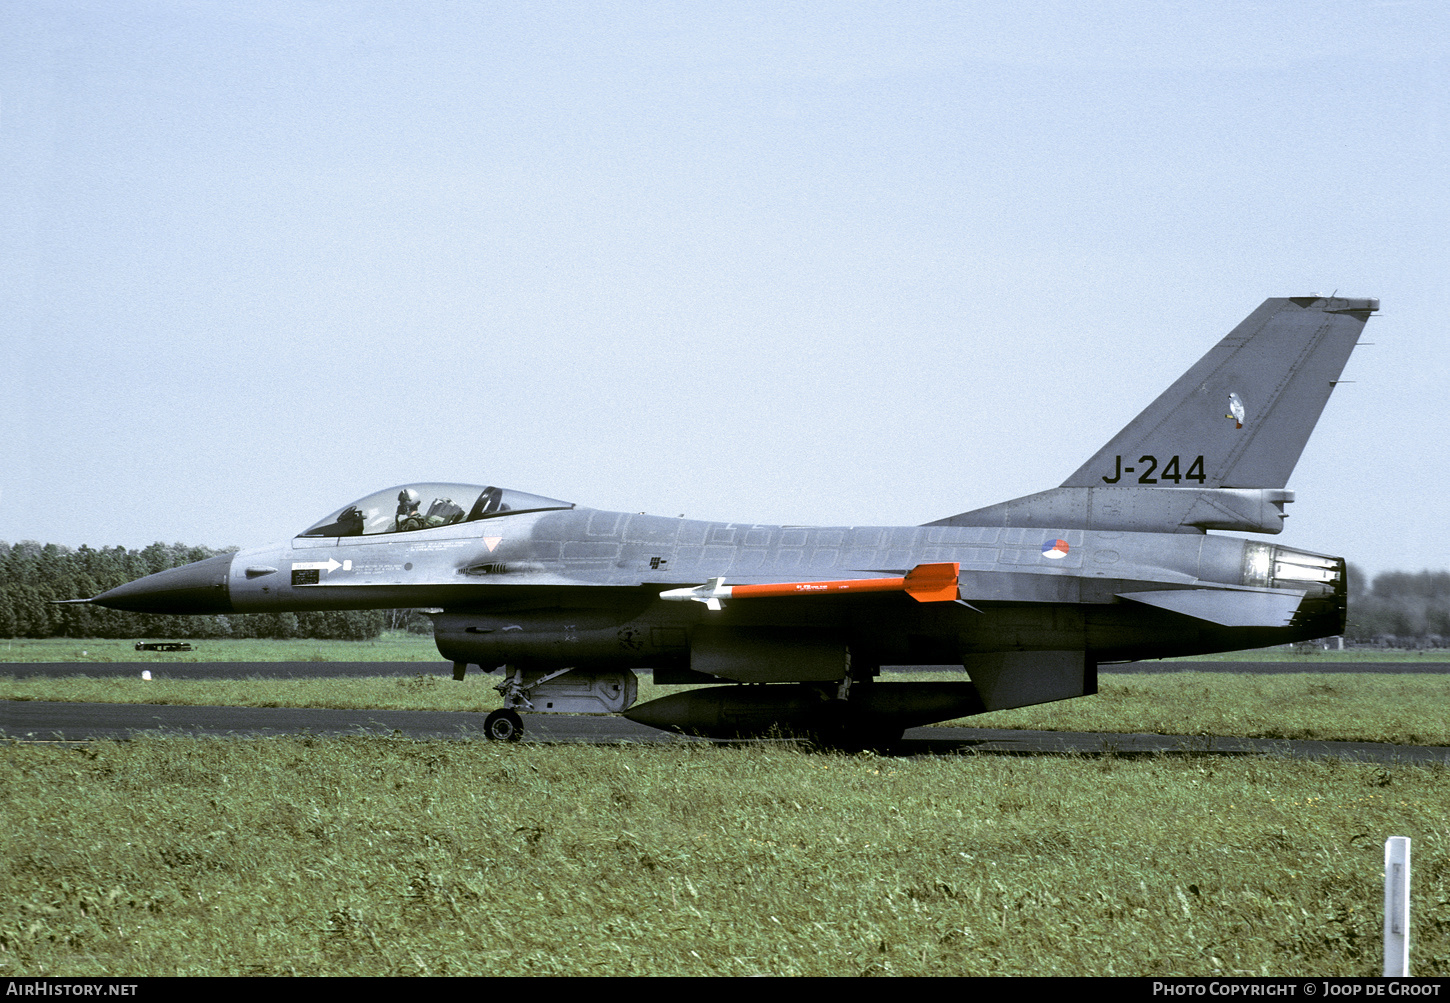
[1226,392,1245,429]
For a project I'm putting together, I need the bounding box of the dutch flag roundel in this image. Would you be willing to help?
[1042,538,1070,560]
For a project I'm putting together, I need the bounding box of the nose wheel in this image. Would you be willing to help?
[484,708,524,742]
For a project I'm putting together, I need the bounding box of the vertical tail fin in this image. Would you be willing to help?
[1061,296,1377,489]
[929,296,1376,534]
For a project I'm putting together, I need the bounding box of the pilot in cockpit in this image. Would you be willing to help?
[395,488,424,532]
[297,483,572,539]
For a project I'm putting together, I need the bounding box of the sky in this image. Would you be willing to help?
[2,1,1447,577]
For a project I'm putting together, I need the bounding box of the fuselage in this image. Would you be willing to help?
[94,505,1346,667]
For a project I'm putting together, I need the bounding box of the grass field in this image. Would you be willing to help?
[2,737,1447,976]
[0,633,443,663]
[5,636,1448,976]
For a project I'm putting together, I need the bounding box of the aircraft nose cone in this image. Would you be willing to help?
[92,553,235,613]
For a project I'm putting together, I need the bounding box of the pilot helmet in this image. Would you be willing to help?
[398,488,421,508]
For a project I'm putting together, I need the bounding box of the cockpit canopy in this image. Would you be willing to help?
[298,483,573,538]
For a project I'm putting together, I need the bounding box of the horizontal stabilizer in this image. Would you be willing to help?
[1118,588,1302,627]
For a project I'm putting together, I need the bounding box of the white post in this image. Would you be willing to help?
[1384,836,1410,977]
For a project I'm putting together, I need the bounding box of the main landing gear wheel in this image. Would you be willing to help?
[484,708,524,742]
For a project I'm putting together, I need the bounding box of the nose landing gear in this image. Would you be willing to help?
[483,708,524,742]
[479,666,639,741]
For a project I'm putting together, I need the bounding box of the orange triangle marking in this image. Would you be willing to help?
[484,537,502,552]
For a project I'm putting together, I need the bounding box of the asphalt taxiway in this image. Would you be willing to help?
[3,669,1448,765]
[4,699,1448,764]
[4,661,1448,764]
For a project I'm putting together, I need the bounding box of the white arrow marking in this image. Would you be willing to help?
[291,559,342,573]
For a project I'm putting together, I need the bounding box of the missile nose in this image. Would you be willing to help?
[91,553,235,613]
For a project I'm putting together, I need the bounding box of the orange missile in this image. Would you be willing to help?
[660,562,960,610]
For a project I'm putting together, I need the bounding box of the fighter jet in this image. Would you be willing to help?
[81,296,1377,744]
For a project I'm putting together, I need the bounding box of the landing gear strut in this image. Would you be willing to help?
[480,666,639,742]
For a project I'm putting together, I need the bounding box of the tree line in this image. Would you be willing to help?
[2,541,1448,647]
[0,540,388,640]
[1346,566,1450,646]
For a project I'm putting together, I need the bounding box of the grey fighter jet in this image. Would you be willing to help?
[82,296,1377,743]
